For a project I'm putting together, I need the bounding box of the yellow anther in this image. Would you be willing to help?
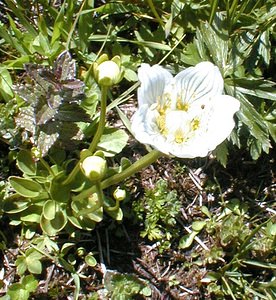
[157,115,167,135]
[191,118,200,131]
[174,129,185,144]
[176,97,189,111]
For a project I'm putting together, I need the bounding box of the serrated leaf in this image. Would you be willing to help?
[36,127,59,157]
[234,78,276,101]
[199,21,228,70]
[213,141,229,167]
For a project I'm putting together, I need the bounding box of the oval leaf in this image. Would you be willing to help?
[9,176,42,198]
[85,254,97,267]
[43,200,57,220]
[17,150,36,175]
[40,210,67,236]
[179,231,197,249]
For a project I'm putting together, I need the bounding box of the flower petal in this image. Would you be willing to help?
[138,64,173,107]
[174,62,224,107]
[204,95,240,150]
[131,105,170,155]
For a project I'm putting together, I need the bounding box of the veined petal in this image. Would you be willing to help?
[138,64,173,107]
[131,105,171,155]
[173,62,224,108]
[204,95,240,150]
[132,61,240,159]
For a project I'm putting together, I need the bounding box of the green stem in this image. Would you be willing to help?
[147,0,164,27]
[88,86,108,153]
[62,162,80,185]
[73,150,162,201]
[95,181,104,207]
[62,86,108,186]
[105,200,120,212]
[40,157,55,176]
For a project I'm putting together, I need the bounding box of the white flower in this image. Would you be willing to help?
[131,62,240,158]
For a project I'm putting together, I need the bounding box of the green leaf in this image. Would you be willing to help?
[17,150,36,176]
[234,78,276,101]
[179,231,197,249]
[192,220,206,232]
[0,67,13,101]
[225,84,271,158]
[49,173,70,203]
[20,206,41,223]
[95,2,141,14]
[72,273,80,300]
[124,68,138,82]
[85,254,97,267]
[98,128,128,157]
[9,177,42,198]
[4,0,37,36]
[7,283,29,300]
[3,195,30,214]
[105,207,123,221]
[198,21,228,70]
[51,3,65,45]
[15,257,27,276]
[21,275,38,293]
[43,200,57,220]
[26,257,42,274]
[243,260,276,270]
[67,215,96,231]
[40,210,67,236]
[213,141,229,167]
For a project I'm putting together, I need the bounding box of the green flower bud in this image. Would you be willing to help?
[113,187,126,201]
[81,155,107,182]
[93,55,123,87]
[97,60,120,86]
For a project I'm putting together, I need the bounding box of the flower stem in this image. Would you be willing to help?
[40,157,55,177]
[61,86,108,186]
[147,0,164,27]
[73,150,162,201]
[62,161,80,185]
[101,150,162,189]
[88,86,108,154]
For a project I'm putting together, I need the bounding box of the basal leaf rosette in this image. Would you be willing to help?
[131,62,240,158]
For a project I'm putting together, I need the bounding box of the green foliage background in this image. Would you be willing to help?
[0,0,275,299]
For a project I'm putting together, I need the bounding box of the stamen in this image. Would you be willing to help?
[174,129,185,144]
[156,115,167,135]
[176,95,189,111]
[191,118,200,131]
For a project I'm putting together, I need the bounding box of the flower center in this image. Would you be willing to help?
[155,93,202,144]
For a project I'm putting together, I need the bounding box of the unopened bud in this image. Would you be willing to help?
[97,60,121,86]
[81,156,107,182]
[113,187,126,201]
